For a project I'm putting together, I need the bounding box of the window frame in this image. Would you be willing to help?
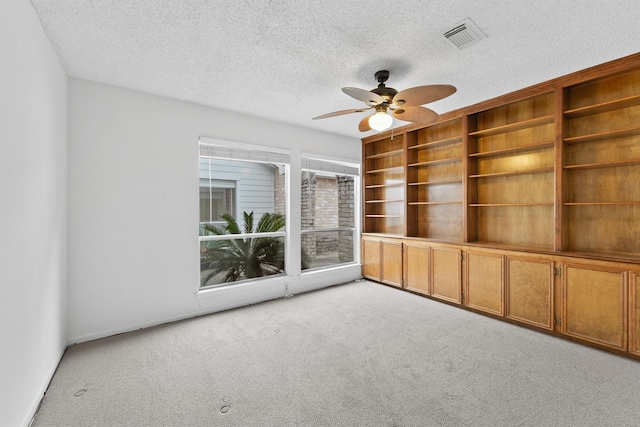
[198,139,291,289]
[300,154,361,273]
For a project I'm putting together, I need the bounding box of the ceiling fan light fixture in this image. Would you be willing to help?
[314,70,456,132]
[369,110,393,131]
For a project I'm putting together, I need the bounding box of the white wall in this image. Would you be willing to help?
[0,2,68,426]
[67,78,362,344]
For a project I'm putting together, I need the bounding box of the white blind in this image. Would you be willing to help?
[199,179,236,189]
[301,157,360,176]
[199,141,290,165]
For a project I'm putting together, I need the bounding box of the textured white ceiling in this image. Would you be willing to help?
[30,0,640,139]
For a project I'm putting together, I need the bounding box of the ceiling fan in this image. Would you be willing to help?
[313,70,456,132]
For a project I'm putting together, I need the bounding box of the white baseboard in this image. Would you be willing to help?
[66,279,288,345]
[66,267,361,346]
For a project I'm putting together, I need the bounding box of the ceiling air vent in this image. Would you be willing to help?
[443,18,485,50]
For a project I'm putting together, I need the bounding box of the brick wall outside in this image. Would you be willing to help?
[273,168,286,216]
[315,177,338,253]
[301,171,317,259]
[315,177,338,228]
[278,169,355,267]
[338,176,355,263]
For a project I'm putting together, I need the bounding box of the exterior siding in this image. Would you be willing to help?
[200,158,276,223]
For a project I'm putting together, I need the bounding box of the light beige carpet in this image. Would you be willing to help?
[32,280,640,426]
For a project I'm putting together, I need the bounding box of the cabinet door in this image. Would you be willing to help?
[630,272,640,356]
[404,243,430,295]
[562,263,628,351]
[431,247,462,304]
[505,257,554,330]
[465,251,503,315]
[381,240,403,288]
[362,238,381,281]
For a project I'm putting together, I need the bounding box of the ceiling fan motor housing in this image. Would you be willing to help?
[373,70,397,104]
[375,70,390,85]
[372,86,397,103]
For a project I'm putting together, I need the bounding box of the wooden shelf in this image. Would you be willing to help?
[365,183,404,189]
[408,156,461,167]
[564,126,640,144]
[564,94,640,118]
[564,158,640,171]
[361,56,640,360]
[366,166,403,174]
[363,136,405,235]
[469,203,554,207]
[365,148,404,160]
[468,167,554,179]
[408,136,462,150]
[469,141,554,158]
[564,201,640,206]
[401,119,463,240]
[365,199,404,203]
[408,201,462,206]
[408,179,462,186]
[469,115,554,137]
[465,241,555,253]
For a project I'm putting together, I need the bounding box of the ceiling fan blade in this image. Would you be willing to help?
[358,115,373,132]
[312,107,371,120]
[342,87,384,106]
[392,84,456,107]
[392,106,440,125]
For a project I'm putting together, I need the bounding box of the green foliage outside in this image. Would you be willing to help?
[200,211,308,286]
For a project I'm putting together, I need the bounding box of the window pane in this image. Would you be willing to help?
[199,156,286,225]
[200,236,286,287]
[199,187,235,223]
[301,230,354,270]
[302,172,353,230]
[301,169,356,270]
[199,142,288,288]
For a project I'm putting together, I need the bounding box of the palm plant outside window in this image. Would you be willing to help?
[199,142,288,288]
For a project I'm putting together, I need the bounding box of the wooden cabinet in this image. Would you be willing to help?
[361,53,640,359]
[561,262,628,351]
[362,136,405,235]
[361,237,403,287]
[505,256,554,330]
[406,117,464,241]
[362,237,381,281]
[464,251,503,315]
[381,240,403,287]
[630,272,640,356]
[431,246,462,304]
[362,236,640,357]
[403,242,430,295]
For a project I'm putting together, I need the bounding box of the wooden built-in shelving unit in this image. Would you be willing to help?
[562,66,640,256]
[362,136,405,235]
[361,52,640,360]
[405,117,464,241]
[466,91,556,249]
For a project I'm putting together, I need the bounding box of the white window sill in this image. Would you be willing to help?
[196,275,292,299]
[300,262,359,276]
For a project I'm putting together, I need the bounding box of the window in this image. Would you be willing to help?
[199,141,289,288]
[301,156,359,271]
[199,179,236,224]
